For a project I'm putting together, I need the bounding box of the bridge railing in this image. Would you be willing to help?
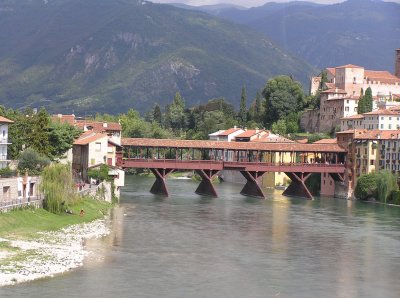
[120,158,345,169]
[223,161,345,167]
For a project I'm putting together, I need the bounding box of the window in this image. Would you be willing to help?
[370,160,375,165]
[389,124,392,129]
[3,186,10,199]
[381,124,384,129]
[95,142,101,152]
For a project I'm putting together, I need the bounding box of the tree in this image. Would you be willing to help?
[238,86,247,126]
[166,92,186,132]
[48,121,81,160]
[271,119,287,135]
[262,76,305,128]
[354,173,378,200]
[152,103,162,125]
[18,148,50,175]
[40,164,78,214]
[248,92,264,125]
[364,87,373,113]
[30,107,50,156]
[376,170,398,204]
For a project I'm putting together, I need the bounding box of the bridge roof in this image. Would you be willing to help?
[122,138,346,153]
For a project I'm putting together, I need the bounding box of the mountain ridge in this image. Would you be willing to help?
[0,0,315,114]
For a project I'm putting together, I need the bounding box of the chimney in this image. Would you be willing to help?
[396,49,400,78]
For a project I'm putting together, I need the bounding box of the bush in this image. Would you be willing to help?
[87,164,112,182]
[18,148,50,175]
[40,164,78,214]
[0,167,16,178]
[389,190,400,205]
[354,173,378,200]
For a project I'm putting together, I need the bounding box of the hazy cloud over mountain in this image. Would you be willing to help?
[153,0,400,7]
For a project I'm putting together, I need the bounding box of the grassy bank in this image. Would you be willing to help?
[0,198,112,239]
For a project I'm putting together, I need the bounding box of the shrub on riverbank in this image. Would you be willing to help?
[40,164,78,214]
[355,171,398,203]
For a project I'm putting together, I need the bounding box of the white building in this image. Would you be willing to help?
[341,109,400,131]
[0,116,13,169]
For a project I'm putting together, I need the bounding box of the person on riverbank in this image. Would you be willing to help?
[79,209,85,217]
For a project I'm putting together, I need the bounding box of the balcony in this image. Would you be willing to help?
[0,138,10,144]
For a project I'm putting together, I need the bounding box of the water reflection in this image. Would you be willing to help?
[1,175,400,298]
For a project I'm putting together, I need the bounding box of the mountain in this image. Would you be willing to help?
[169,2,247,15]
[213,0,400,72]
[0,0,314,114]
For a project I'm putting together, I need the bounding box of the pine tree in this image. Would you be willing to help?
[238,86,247,126]
[364,87,373,113]
[152,103,162,125]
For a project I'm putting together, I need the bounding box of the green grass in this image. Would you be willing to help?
[0,198,112,239]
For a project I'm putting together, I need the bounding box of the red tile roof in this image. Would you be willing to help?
[296,139,308,144]
[364,70,400,84]
[321,88,347,94]
[354,130,400,140]
[336,64,363,69]
[75,120,121,132]
[217,127,242,136]
[0,116,14,123]
[313,138,337,144]
[74,132,108,145]
[252,135,294,143]
[326,68,336,77]
[235,130,265,138]
[363,109,400,116]
[340,114,365,120]
[52,114,75,125]
[121,138,346,153]
[336,129,368,135]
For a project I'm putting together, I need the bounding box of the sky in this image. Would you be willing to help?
[153,0,400,8]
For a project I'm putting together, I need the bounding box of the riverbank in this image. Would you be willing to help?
[0,198,113,286]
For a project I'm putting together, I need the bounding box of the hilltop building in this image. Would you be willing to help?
[303,50,400,133]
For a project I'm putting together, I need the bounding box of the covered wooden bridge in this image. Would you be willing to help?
[116,138,347,199]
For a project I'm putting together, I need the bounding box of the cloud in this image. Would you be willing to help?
[153,0,343,8]
[152,0,400,8]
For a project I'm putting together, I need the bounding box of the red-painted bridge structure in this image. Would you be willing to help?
[116,138,347,199]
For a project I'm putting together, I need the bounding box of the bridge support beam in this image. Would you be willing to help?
[195,169,220,197]
[240,171,266,198]
[149,168,174,197]
[329,172,345,182]
[283,172,313,200]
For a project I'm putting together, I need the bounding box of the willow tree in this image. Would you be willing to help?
[376,170,398,204]
[40,164,78,214]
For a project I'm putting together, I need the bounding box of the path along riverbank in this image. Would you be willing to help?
[0,218,110,287]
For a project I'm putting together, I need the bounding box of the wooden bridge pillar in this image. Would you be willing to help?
[329,172,345,182]
[240,171,266,199]
[283,172,313,200]
[195,169,219,197]
[149,168,175,197]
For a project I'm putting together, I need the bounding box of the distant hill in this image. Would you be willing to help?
[206,0,400,72]
[0,0,314,114]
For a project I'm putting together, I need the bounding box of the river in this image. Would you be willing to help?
[1,175,400,298]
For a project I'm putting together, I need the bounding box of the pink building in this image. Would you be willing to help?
[304,50,400,133]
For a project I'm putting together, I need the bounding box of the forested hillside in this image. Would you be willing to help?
[0,0,314,114]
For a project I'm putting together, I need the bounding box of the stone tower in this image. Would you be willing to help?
[396,49,400,78]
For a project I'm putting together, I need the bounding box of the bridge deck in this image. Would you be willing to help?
[120,159,345,173]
